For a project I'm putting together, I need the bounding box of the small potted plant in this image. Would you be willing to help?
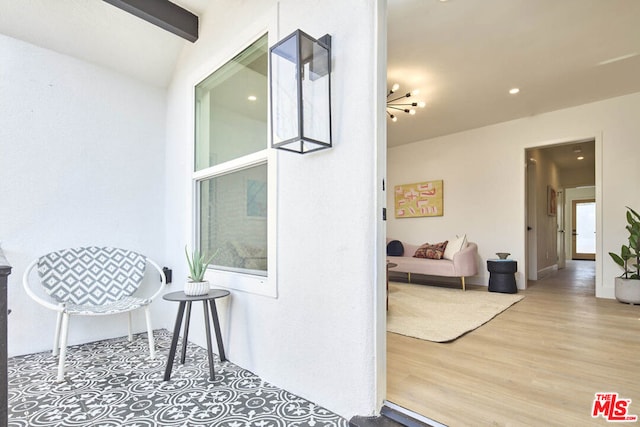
[608,206,640,304]
[184,246,218,296]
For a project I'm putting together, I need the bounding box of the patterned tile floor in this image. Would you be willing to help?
[8,329,348,426]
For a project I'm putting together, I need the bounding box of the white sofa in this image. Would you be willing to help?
[387,241,478,290]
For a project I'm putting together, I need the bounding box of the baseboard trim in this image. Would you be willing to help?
[537,264,558,279]
[382,401,447,427]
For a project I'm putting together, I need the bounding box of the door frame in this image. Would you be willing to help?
[523,134,603,294]
[556,189,566,269]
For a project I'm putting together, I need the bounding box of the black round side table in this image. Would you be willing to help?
[487,260,518,293]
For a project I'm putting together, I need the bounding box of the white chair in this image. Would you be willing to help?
[23,247,166,382]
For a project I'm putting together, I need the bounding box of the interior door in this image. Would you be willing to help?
[572,199,596,260]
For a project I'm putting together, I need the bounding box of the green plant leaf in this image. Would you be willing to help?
[609,252,625,267]
[611,207,640,278]
[185,246,218,282]
[627,206,640,222]
[185,246,195,280]
[621,245,632,259]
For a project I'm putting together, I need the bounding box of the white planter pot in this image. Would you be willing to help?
[184,280,209,296]
[614,277,640,305]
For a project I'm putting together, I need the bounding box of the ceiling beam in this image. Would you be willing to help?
[103,0,198,42]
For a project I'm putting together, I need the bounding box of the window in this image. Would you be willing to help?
[194,35,269,171]
[198,163,267,276]
[194,34,273,294]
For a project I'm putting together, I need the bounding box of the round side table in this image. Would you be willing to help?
[487,259,518,293]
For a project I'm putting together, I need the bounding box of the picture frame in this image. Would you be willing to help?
[246,179,267,218]
[395,180,444,218]
[547,185,557,216]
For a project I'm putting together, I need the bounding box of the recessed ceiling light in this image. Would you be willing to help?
[577,156,585,160]
[509,88,520,95]
[247,95,257,101]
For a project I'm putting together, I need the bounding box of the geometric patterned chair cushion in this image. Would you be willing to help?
[63,296,152,315]
[37,247,146,306]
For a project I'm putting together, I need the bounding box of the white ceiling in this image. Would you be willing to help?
[1,1,639,147]
[387,0,640,146]
[535,138,595,173]
[0,0,207,88]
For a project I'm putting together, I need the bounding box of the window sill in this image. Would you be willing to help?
[204,268,276,298]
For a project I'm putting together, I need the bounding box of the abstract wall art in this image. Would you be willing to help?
[395,180,444,218]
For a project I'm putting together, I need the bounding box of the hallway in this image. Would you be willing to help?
[529,260,597,297]
[387,261,640,426]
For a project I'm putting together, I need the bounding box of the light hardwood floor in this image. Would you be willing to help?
[387,261,640,426]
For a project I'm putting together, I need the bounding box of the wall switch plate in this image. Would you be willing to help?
[162,267,172,284]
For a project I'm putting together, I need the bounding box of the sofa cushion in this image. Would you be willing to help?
[387,240,404,256]
[414,241,448,259]
[443,234,467,260]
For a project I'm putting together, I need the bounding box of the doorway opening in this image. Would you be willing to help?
[524,139,596,285]
[384,139,599,422]
[572,199,596,260]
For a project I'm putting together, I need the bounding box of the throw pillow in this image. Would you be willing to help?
[414,241,448,259]
[387,240,404,256]
[443,234,468,260]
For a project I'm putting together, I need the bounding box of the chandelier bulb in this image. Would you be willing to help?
[387,84,425,120]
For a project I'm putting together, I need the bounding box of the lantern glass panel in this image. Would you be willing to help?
[271,35,299,145]
[300,35,330,145]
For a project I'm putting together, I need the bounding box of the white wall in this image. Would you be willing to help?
[388,91,640,298]
[163,0,381,419]
[0,34,167,357]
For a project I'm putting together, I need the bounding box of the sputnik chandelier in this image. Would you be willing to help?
[386,83,425,122]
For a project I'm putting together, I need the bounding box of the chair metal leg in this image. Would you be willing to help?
[461,276,466,291]
[144,306,155,359]
[127,312,133,342]
[52,311,63,356]
[57,313,70,383]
